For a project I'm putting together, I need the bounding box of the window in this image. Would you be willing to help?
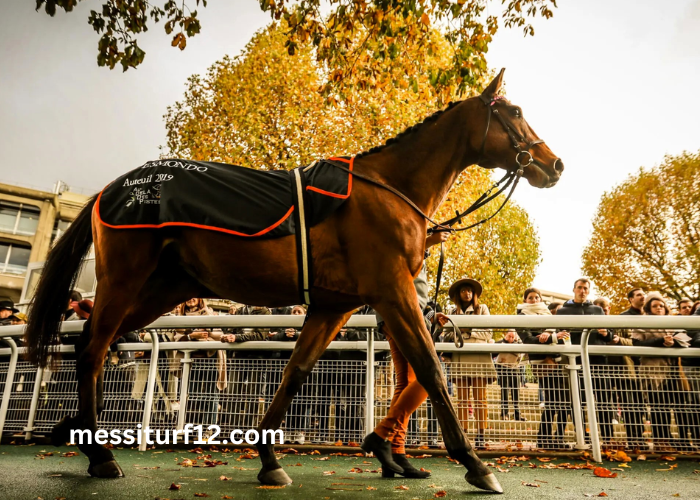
[0,201,41,236]
[20,257,96,304]
[0,242,31,275]
[52,219,71,245]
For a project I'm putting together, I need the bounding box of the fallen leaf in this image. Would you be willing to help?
[395,485,409,490]
[593,467,618,478]
[521,482,540,487]
[659,456,677,461]
[434,491,447,498]
[323,471,336,476]
[637,454,647,461]
[598,493,608,497]
[256,485,286,489]
[656,464,678,471]
[366,486,377,490]
[194,494,209,497]
[348,442,360,447]
[169,483,181,490]
[221,496,232,499]
[219,475,230,481]
[608,450,632,462]
[348,467,363,473]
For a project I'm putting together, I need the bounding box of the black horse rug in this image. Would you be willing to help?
[96,157,353,239]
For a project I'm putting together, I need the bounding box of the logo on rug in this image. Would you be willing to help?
[126,184,161,207]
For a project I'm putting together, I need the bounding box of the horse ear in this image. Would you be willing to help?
[481,68,505,98]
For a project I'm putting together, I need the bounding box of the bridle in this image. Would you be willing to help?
[323,94,551,345]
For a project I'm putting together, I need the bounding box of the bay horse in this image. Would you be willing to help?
[24,69,562,493]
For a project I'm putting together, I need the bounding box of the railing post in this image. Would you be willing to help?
[365,329,375,436]
[176,351,192,431]
[580,329,602,462]
[0,338,19,437]
[139,332,160,451]
[565,354,586,450]
[24,365,44,440]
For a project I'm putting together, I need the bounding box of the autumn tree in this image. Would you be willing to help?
[35,0,556,95]
[582,151,700,313]
[164,23,462,168]
[164,23,541,314]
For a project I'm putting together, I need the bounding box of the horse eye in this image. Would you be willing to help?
[513,109,521,118]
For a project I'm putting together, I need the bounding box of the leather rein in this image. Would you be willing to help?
[324,94,546,347]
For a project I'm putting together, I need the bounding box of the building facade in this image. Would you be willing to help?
[0,182,91,304]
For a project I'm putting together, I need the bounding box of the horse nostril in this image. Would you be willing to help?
[554,159,564,173]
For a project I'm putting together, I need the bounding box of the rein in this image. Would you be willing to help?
[324,94,545,347]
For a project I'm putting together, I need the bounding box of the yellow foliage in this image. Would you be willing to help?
[582,151,700,312]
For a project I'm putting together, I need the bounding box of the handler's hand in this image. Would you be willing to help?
[221,334,236,343]
[426,231,450,249]
[433,312,450,327]
[539,333,551,343]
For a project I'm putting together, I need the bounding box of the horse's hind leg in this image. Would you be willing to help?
[372,291,502,493]
[255,309,353,485]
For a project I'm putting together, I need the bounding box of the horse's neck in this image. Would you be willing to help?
[357,101,480,218]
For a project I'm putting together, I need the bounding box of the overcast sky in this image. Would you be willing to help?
[1,0,699,295]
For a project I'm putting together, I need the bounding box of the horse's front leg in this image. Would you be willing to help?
[255,309,354,485]
[373,292,503,494]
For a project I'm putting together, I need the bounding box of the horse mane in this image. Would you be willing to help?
[355,100,463,159]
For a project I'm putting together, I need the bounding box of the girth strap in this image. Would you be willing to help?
[290,167,313,305]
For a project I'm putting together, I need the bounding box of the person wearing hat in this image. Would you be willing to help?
[0,299,20,326]
[10,311,28,325]
[443,277,497,449]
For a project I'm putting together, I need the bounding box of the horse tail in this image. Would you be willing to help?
[24,194,97,367]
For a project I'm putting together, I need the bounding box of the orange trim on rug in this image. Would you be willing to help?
[95,190,295,238]
[306,156,354,199]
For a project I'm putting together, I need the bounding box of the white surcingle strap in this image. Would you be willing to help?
[291,167,312,305]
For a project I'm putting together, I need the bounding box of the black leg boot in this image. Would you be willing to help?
[382,453,431,478]
[361,432,403,474]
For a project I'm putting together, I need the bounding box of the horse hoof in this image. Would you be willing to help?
[465,472,503,494]
[257,467,292,486]
[88,460,125,478]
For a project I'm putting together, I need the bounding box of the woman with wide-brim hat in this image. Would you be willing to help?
[443,277,497,449]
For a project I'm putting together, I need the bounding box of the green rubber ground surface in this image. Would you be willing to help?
[1,445,699,499]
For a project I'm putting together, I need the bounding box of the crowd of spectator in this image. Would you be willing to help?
[1,277,698,452]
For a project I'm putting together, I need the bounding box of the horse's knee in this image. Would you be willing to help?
[284,365,312,392]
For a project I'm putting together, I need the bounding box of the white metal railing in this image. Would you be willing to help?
[1,315,698,461]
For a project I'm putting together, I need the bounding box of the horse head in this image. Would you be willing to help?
[474,68,563,189]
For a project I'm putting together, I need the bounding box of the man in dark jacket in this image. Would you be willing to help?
[555,278,614,448]
[612,288,647,451]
